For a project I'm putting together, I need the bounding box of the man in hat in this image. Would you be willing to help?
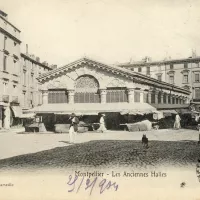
[69,113,79,143]
[98,113,107,133]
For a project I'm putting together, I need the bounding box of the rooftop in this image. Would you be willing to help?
[119,56,200,67]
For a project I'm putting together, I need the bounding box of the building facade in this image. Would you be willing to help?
[118,56,200,104]
[0,10,53,129]
[0,11,21,129]
[20,53,52,111]
[32,58,190,131]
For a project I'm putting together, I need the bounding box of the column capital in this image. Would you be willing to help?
[127,88,135,94]
[68,89,75,95]
[99,88,107,95]
[42,90,48,94]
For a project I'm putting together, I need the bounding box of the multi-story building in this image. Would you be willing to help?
[0,10,21,129]
[0,10,54,129]
[118,56,200,105]
[20,49,53,111]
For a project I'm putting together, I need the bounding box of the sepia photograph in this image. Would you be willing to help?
[0,0,200,199]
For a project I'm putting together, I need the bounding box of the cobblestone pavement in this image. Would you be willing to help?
[0,139,200,170]
[0,128,199,160]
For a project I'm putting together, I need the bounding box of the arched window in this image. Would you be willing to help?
[74,75,100,103]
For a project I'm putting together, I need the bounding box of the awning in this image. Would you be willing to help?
[160,109,177,114]
[177,109,199,114]
[30,103,156,115]
[20,113,35,118]
[11,106,22,118]
[159,109,177,117]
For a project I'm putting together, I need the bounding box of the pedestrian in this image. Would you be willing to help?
[69,113,79,143]
[174,114,181,129]
[98,114,107,133]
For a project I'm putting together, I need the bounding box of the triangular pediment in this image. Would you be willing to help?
[38,57,190,95]
[38,57,135,82]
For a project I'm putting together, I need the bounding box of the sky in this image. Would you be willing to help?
[1,0,200,67]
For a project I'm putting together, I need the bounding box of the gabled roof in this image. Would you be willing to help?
[38,57,190,95]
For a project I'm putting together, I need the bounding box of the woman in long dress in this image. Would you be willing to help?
[174,114,181,129]
[98,114,107,133]
[69,113,79,143]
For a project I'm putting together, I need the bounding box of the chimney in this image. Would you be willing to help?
[36,57,40,62]
[26,44,28,55]
[51,65,57,69]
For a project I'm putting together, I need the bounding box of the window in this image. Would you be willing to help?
[183,75,188,83]
[157,75,162,81]
[4,36,7,50]
[131,68,134,71]
[3,55,7,71]
[48,90,68,103]
[195,88,200,99]
[184,63,188,69]
[169,75,174,84]
[170,64,174,70]
[74,75,101,103]
[195,74,200,82]
[146,67,150,75]
[13,60,17,74]
[31,62,33,70]
[30,92,33,106]
[23,58,26,66]
[134,91,140,102]
[3,82,8,93]
[13,85,17,94]
[138,67,142,72]
[31,74,34,85]
[106,88,128,103]
[23,92,26,107]
[23,70,26,85]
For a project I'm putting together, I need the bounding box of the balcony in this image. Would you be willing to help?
[12,96,18,103]
[2,95,9,103]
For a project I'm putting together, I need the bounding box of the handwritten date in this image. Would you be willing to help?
[67,175,119,195]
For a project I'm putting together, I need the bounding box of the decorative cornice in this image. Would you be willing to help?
[181,69,190,74]
[0,16,21,32]
[0,27,21,44]
[167,70,175,75]
[13,54,19,60]
[20,53,52,70]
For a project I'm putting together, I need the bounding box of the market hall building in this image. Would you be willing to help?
[32,57,191,131]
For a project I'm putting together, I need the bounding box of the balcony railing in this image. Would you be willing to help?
[12,96,18,103]
[2,95,9,103]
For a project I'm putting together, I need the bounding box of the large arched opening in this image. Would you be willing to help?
[74,75,100,103]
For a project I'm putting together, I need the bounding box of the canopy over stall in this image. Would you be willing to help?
[30,103,156,115]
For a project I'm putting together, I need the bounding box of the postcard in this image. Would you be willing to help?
[0,0,200,199]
